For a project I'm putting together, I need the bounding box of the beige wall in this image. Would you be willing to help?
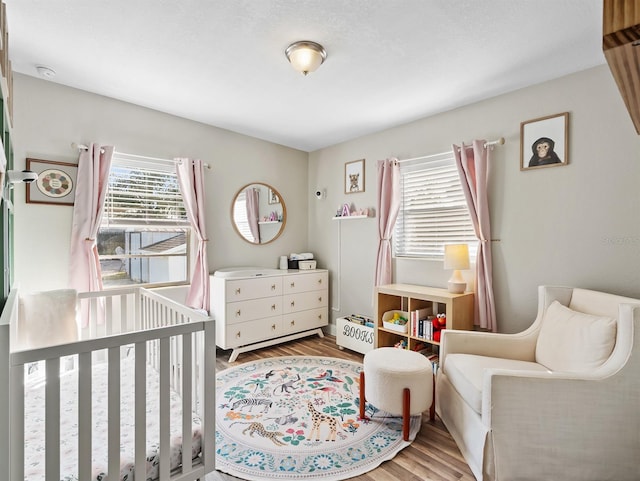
[11,74,309,292]
[309,65,640,334]
[11,66,640,335]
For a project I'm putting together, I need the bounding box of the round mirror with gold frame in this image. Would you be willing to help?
[231,183,287,244]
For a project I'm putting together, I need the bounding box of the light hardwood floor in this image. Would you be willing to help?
[207,334,476,481]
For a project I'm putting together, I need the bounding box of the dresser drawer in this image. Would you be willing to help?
[283,271,327,294]
[282,289,328,314]
[225,277,282,302]
[222,316,282,348]
[282,307,328,335]
[225,297,282,324]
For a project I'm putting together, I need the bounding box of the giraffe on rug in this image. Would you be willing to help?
[306,400,337,441]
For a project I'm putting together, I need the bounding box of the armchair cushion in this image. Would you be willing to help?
[535,300,616,372]
[445,353,547,414]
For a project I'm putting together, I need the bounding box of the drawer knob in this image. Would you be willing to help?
[318,296,322,302]
[235,309,241,317]
[272,324,277,330]
[318,278,322,284]
[271,284,276,290]
[236,331,241,338]
[290,301,295,307]
[271,304,276,310]
[235,288,241,295]
[290,320,295,326]
[318,314,322,320]
[290,282,295,288]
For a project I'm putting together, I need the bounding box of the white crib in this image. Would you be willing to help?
[0,286,216,481]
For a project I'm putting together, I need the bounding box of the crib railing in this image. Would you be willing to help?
[1,286,215,481]
[78,287,210,418]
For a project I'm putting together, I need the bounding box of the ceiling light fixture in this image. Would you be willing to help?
[36,65,56,79]
[285,41,327,76]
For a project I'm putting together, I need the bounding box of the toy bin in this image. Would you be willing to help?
[336,317,374,354]
[382,310,409,334]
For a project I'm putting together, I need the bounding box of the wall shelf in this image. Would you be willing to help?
[258,220,281,225]
[332,215,369,220]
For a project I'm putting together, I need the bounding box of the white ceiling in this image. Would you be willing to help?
[5,1,605,152]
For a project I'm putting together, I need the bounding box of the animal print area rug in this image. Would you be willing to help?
[215,356,421,480]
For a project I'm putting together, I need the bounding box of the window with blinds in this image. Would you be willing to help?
[393,152,477,259]
[232,190,253,240]
[97,154,190,288]
[102,159,187,226]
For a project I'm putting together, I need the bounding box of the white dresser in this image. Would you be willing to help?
[210,269,328,361]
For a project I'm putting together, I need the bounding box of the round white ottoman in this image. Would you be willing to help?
[359,347,433,440]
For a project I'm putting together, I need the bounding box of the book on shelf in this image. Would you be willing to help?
[412,343,439,373]
[410,307,432,337]
[426,352,440,374]
[414,317,435,341]
[345,314,374,328]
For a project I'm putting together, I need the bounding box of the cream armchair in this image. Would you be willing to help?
[436,285,640,481]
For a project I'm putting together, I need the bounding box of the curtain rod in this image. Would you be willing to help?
[71,143,211,169]
[397,137,505,163]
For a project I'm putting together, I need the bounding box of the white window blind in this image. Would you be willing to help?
[102,155,188,227]
[98,153,190,288]
[232,190,252,240]
[394,152,477,259]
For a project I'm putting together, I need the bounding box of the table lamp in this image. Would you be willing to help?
[444,244,470,294]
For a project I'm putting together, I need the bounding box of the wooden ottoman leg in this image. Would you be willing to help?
[403,387,410,441]
[359,371,368,420]
[430,373,435,421]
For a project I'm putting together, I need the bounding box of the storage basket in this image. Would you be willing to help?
[298,260,317,270]
[382,310,409,333]
[336,317,374,354]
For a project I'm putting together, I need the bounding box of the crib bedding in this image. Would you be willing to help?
[23,355,202,481]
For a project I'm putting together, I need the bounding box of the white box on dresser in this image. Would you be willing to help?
[210,269,328,361]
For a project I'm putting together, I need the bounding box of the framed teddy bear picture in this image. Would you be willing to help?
[345,159,365,194]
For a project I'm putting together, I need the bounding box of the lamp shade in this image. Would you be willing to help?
[285,41,327,75]
[444,244,470,270]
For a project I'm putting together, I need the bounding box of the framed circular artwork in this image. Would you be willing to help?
[26,158,78,205]
[37,169,73,198]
